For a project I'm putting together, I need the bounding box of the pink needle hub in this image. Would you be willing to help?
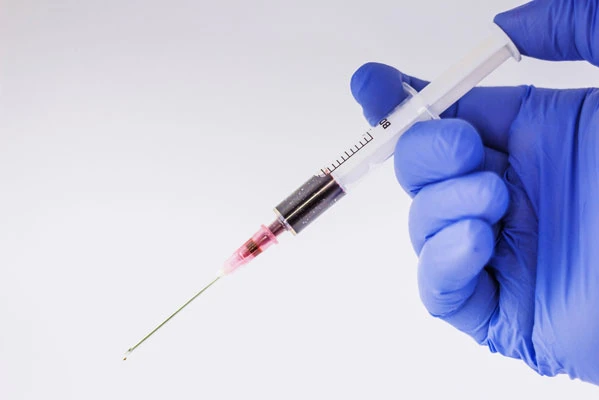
[219,220,286,276]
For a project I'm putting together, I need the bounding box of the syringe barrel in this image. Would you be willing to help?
[270,25,520,236]
[422,25,520,116]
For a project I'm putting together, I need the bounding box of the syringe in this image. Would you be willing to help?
[124,24,520,359]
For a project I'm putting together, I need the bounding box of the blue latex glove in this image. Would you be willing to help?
[350,0,599,385]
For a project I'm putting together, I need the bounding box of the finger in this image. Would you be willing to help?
[483,147,509,176]
[444,86,525,153]
[394,119,484,196]
[495,0,599,67]
[483,166,538,360]
[350,62,428,126]
[409,171,509,253]
[418,218,498,343]
[350,62,525,153]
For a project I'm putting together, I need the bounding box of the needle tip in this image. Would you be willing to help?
[123,276,221,359]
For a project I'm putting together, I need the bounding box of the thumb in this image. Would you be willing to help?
[494,0,599,67]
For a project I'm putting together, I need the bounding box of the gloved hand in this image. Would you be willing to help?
[350,0,599,385]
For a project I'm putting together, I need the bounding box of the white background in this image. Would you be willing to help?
[1,0,599,399]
